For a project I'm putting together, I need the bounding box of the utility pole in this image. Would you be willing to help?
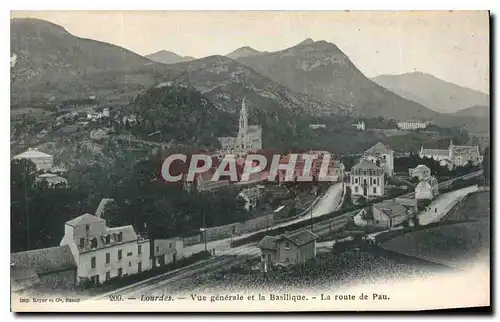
[310,202,313,231]
[202,194,207,252]
[24,171,30,250]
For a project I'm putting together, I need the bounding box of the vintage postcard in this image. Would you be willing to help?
[10,10,491,312]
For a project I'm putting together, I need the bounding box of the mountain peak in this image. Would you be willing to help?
[298,38,314,46]
[145,50,194,65]
[226,46,261,60]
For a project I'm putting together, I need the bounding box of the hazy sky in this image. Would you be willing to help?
[11,10,490,93]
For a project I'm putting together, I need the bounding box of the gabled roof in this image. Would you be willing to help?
[352,159,382,170]
[65,213,104,227]
[10,245,76,275]
[95,198,115,218]
[421,148,449,157]
[13,149,52,159]
[282,229,318,247]
[414,164,431,171]
[257,236,279,250]
[364,142,392,155]
[373,200,408,218]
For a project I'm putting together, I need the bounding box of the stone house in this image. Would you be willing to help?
[415,176,440,200]
[257,230,318,267]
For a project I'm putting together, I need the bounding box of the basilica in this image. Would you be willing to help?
[218,98,262,155]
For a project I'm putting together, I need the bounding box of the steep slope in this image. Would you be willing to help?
[371,72,490,114]
[124,84,233,148]
[167,55,352,117]
[165,55,356,148]
[236,39,441,122]
[10,18,172,106]
[226,46,262,60]
[145,50,195,65]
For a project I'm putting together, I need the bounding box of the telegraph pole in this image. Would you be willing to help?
[24,171,30,250]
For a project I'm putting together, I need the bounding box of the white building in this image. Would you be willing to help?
[13,149,54,172]
[308,124,326,130]
[218,98,262,154]
[362,142,394,177]
[36,173,68,187]
[60,214,151,286]
[151,238,184,268]
[350,160,385,198]
[415,176,439,200]
[354,200,409,229]
[419,140,482,168]
[102,108,110,117]
[409,165,431,180]
[352,121,365,131]
[397,121,429,130]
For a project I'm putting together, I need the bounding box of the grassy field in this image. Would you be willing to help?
[382,192,490,268]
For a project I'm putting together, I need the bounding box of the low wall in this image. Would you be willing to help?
[203,213,275,241]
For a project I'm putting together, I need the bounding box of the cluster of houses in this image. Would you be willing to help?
[419,140,482,169]
[11,211,184,293]
[13,149,68,187]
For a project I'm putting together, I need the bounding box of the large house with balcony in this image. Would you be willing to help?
[60,213,151,286]
[350,160,385,198]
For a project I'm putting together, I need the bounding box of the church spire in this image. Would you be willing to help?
[238,97,249,149]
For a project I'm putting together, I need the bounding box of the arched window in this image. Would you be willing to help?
[90,238,98,249]
[85,224,90,232]
[105,235,111,244]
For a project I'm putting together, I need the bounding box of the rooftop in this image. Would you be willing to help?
[13,149,52,159]
[282,229,318,247]
[420,147,449,157]
[364,142,393,155]
[352,159,382,170]
[257,235,279,250]
[65,213,105,227]
[414,164,431,171]
[10,245,76,275]
[374,200,408,218]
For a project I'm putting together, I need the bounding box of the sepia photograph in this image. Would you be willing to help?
[8,10,491,312]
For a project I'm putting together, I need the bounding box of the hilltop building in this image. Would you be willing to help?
[13,149,54,172]
[60,214,151,286]
[362,142,394,177]
[419,140,482,168]
[352,121,366,131]
[397,121,429,130]
[350,160,385,198]
[218,98,262,154]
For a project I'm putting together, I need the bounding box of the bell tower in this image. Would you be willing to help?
[238,97,249,149]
